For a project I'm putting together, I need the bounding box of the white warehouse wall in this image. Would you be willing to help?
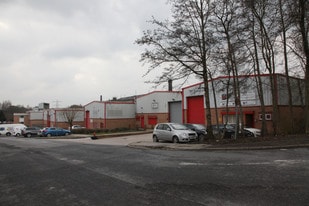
[105,103,136,119]
[85,101,136,119]
[85,102,104,119]
[136,91,182,113]
[182,75,282,109]
[30,111,44,120]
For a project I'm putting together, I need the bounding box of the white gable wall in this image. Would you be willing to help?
[85,102,104,119]
[105,103,136,119]
[183,76,278,109]
[136,92,182,113]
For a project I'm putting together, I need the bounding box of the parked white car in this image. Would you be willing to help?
[71,125,85,130]
[244,127,261,137]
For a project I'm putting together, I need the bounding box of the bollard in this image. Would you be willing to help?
[91,132,98,140]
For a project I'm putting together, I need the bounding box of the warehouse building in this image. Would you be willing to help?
[14,74,304,133]
[135,91,182,129]
[182,74,305,133]
[84,100,136,129]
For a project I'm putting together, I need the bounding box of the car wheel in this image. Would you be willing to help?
[65,133,69,136]
[199,134,206,142]
[247,132,254,137]
[6,132,11,136]
[172,136,179,143]
[27,133,31,138]
[153,135,159,142]
[16,133,20,137]
[47,133,51,137]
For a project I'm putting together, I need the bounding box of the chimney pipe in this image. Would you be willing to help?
[100,95,102,101]
[168,79,173,91]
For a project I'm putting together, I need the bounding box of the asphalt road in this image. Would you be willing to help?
[0,135,308,206]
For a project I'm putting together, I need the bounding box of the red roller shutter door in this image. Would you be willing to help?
[187,96,205,124]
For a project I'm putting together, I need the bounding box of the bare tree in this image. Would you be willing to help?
[241,0,269,136]
[0,110,6,123]
[212,0,251,137]
[136,0,216,138]
[61,107,83,130]
[244,0,282,135]
[278,0,296,133]
[0,100,12,111]
[293,0,309,134]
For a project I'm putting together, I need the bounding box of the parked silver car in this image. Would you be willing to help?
[153,123,198,143]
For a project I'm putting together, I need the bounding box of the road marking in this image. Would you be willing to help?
[59,157,85,164]
[180,160,309,166]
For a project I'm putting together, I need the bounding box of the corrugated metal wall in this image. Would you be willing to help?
[169,101,182,123]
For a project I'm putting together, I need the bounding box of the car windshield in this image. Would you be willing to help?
[212,124,234,129]
[171,123,188,130]
[193,124,206,129]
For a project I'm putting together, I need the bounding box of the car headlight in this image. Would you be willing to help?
[180,133,188,138]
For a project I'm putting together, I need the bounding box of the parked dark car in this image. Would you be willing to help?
[183,123,207,141]
[211,124,254,138]
[41,127,71,137]
[22,127,42,137]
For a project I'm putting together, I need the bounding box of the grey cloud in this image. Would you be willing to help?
[0,0,175,107]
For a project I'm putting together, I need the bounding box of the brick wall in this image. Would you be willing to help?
[88,118,136,130]
[184,105,305,134]
[136,113,169,129]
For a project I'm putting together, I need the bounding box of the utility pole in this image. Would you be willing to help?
[53,100,62,108]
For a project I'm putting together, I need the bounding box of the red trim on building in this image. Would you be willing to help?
[182,91,185,123]
[85,110,90,129]
[104,102,107,129]
[84,100,135,107]
[135,90,182,99]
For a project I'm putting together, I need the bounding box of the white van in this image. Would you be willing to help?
[0,124,27,136]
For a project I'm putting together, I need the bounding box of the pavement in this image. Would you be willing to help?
[52,131,309,150]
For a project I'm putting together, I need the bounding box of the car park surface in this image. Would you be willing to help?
[0,135,308,206]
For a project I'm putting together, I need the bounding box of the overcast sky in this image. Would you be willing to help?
[0,0,196,108]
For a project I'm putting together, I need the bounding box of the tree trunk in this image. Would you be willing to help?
[253,33,268,136]
[279,0,294,133]
[203,73,214,138]
[298,0,309,134]
[210,72,220,130]
[255,9,280,135]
